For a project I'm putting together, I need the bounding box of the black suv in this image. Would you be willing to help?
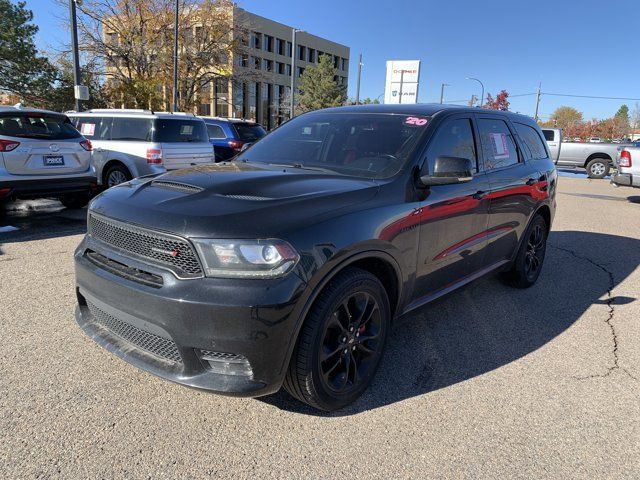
[74,105,556,410]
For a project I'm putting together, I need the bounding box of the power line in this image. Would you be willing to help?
[543,92,640,101]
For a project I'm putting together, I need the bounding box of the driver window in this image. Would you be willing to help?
[423,118,477,175]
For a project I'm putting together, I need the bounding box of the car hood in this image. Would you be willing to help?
[89,162,380,238]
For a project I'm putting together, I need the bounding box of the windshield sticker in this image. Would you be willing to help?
[80,123,95,136]
[489,132,509,159]
[404,116,428,126]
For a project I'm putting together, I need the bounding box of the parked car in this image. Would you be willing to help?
[201,117,267,161]
[74,104,557,410]
[68,110,214,188]
[611,146,640,189]
[589,137,602,143]
[542,128,627,178]
[0,106,95,209]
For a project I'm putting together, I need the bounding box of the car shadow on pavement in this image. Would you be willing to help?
[260,231,640,416]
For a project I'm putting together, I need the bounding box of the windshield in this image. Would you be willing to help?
[233,123,267,142]
[236,112,430,179]
[154,119,209,143]
[0,113,81,140]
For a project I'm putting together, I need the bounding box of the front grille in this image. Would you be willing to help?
[85,250,163,288]
[200,350,246,362]
[88,213,203,278]
[87,301,182,364]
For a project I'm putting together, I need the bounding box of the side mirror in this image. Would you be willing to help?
[419,156,474,186]
[240,142,253,152]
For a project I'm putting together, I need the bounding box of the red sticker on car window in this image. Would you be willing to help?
[405,116,428,126]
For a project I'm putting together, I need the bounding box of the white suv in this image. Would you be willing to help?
[68,110,215,188]
[0,106,95,209]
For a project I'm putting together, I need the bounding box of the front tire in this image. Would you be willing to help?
[586,158,610,179]
[503,214,548,288]
[59,193,89,209]
[284,267,390,411]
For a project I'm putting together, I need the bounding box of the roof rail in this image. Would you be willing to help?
[85,108,155,114]
[155,111,196,116]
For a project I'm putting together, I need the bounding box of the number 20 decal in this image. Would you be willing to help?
[405,116,428,126]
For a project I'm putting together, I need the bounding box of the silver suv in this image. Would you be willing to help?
[0,106,95,209]
[68,110,215,188]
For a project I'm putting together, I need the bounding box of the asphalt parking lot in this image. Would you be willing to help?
[1,175,639,478]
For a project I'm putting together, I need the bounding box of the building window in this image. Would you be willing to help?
[286,63,292,76]
[298,67,305,77]
[308,48,315,63]
[317,51,323,62]
[276,38,285,55]
[251,32,262,49]
[298,45,306,61]
[238,54,248,68]
[263,59,273,71]
[253,56,261,70]
[286,41,292,57]
[341,58,347,71]
[276,62,285,75]
[199,104,211,116]
[264,35,273,53]
[333,55,339,68]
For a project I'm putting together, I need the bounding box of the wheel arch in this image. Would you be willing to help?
[101,159,132,185]
[583,153,612,168]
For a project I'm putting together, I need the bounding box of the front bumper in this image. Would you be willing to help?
[611,172,640,188]
[74,237,307,397]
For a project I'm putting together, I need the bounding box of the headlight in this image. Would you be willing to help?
[191,239,299,278]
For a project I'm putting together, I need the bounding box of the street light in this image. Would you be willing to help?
[172,0,179,112]
[69,0,83,111]
[466,77,484,107]
[440,83,451,104]
[290,28,303,118]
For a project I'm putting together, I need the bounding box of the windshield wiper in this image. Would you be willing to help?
[267,162,341,175]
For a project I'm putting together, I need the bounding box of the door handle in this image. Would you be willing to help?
[472,190,487,200]
[526,178,537,186]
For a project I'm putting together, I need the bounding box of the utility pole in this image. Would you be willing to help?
[172,0,179,113]
[355,53,362,105]
[398,70,404,104]
[290,29,302,118]
[534,82,542,122]
[468,94,478,107]
[440,83,450,104]
[69,0,82,112]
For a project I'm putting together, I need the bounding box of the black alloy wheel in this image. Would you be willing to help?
[284,267,390,411]
[524,223,545,281]
[503,214,548,288]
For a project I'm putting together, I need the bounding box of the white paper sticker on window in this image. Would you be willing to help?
[489,132,509,159]
[80,123,95,136]
[180,125,194,135]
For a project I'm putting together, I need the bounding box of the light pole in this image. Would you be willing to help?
[69,0,82,111]
[172,0,179,112]
[440,83,450,104]
[290,28,303,118]
[466,77,484,107]
[355,53,363,105]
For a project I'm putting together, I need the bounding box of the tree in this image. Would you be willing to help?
[69,0,252,110]
[549,106,583,129]
[631,102,640,138]
[613,104,630,138]
[484,90,510,111]
[297,54,347,112]
[45,56,108,112]
[0,0,56,104]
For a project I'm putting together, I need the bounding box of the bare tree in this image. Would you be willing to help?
[65,0,260,111]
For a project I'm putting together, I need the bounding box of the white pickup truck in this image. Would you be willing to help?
[542,128,627,179]
[611,146,640,189]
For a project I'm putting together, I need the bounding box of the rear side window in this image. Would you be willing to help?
[0,113,81,140]
[233,123,267,142]
[542,129,555,141]
[73,116,112,141]
[154,119,209,143]
[111,117,153,141]
[424,118,477,173]
[477,118,520,170]
[206,124,226,139]
[514,123,548,160]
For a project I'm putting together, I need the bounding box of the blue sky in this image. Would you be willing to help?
[24,0,638,120]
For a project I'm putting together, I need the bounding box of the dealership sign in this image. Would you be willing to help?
[384,60,421,104]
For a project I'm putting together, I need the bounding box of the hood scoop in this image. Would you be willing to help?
[222,194,273,201]
[150,180,204,194]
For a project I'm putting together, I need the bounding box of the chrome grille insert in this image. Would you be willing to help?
[87,301,182,364]
[88,213,203,278]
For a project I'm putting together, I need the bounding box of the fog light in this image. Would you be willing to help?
[199,350,253,377]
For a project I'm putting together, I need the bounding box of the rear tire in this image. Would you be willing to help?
[104,164,132,188]
[59,193,89,209]
[503,214,548,289]
[284,267,390,411]
[585,158,610,179]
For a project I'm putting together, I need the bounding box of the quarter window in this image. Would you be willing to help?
[542,129,555,141]
[514,123,548,160]
[424,118,477,174]
[206,124,226,139]
[477,118,519,170]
